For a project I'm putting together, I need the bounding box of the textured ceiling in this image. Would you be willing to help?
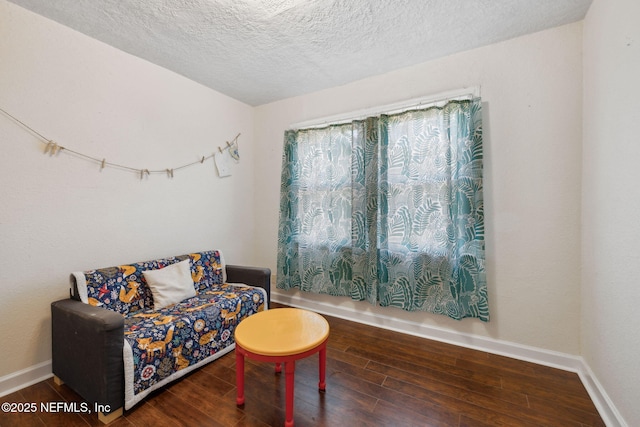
[8,0,593,106]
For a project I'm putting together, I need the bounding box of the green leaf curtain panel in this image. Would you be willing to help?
[277,99,488,321]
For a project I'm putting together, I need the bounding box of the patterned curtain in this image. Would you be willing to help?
[277,99,488,321]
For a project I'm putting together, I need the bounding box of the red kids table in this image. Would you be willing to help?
[234,308,330,427]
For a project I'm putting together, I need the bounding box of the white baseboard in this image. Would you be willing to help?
[272,289,627,427]
[577,364,628,427]
[0,360,52,398]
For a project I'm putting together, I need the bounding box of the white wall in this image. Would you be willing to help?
[0,1,255,378]
[254,23,584,355]
[583,0,640,425]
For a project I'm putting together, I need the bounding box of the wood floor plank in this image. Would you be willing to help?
[372,398,458,427]
[15,381,89,427]
[325,345,370,368]
[325,369,461,426]
[180,368,235,400]
[0,409,47,427]
[164,377,244,426]
[383,376,584,427]
[299,352,387,386]
[455,357,537,379]
[458,412,541,427]
[199,355,239,384]
[366,359,529,407]
[326,314,490,363]
[346,344,503,388]
[0,390,47,427]
[527,395,607,427]
[501,373,600,414]
[330,322,459,368]
[295,392,384,427]
[123,400,187,427]
[470,352,540,376]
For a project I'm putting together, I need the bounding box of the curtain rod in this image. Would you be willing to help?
[289,85,481,130]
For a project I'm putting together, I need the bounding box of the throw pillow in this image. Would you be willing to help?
[143,259,196,309]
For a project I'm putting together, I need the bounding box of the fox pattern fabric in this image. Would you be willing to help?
[124,283,265,405]
[77,251,225,315]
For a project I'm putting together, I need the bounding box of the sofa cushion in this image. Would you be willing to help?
[143,259,196,309]
[72,250,226,315]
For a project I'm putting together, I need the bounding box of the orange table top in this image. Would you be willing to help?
[235,308,330,357]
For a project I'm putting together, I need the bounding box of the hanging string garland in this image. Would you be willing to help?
[0,106,240,179]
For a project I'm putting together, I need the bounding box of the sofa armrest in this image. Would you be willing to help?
[226,265,271,307]
[51,299,124,414]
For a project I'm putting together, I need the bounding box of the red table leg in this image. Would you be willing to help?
[235,337,328,426]
[318,343,326,391]
[284,361,295,427]
[236,349,245,406]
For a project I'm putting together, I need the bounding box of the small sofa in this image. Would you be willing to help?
[51,250,270,423]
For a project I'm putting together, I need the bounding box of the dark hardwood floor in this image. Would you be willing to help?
[1,303,604,427]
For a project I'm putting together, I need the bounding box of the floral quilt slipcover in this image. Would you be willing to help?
[71,250,267,409]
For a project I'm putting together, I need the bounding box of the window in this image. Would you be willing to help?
[277,98,488,321]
